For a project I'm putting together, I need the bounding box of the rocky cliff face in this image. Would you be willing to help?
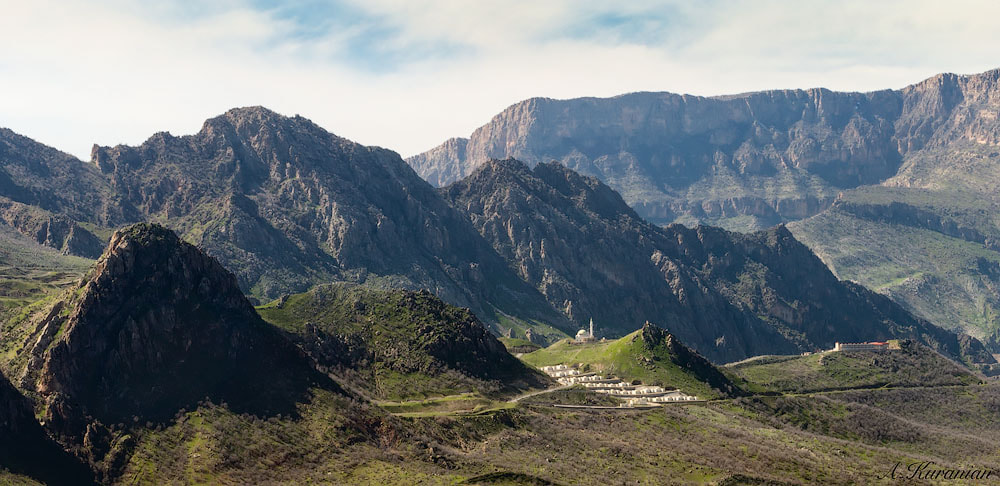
[0,127,138,227]
[23,223,327,428]
[411,68,1000,230]
[443,158,993,364]
[443,158,793,362]
[0,197,104,258]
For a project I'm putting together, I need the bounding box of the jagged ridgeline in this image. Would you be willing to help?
[0,104,995,364]
[443,158,996,365]
[0,110,572,338]
[410,69,1000,230]
[257,282,552,401]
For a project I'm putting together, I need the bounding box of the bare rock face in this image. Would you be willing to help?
[29,223,325,427]
[443,158,994,364]
[0,197,104,258]
[411,68,1000,229]
[443,158,791,362]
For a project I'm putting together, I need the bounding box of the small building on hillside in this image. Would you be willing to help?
[833,341,890,352]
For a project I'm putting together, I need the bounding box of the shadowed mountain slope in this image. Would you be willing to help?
[412,68,1000,352]
[443,158,994,365]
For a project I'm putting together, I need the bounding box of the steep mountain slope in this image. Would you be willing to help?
[17,224,332,426]
[0,128,136,227]
[0,110,572,336]
[411,68,1000,231]
[257,282,551,400]
[2,225,1000,484]
[789,189,1000,348]
[521,321,744,399]
[0,369,95,485]
[443,158,994,364]
[443,158,792,361]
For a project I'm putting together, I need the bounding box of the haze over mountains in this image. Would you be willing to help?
[411,67,1000,351]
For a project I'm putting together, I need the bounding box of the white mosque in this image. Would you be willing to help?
[575,318,597,343]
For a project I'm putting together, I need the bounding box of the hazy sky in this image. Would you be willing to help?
[2,0,1000,160]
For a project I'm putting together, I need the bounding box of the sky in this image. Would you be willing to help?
[2,0,1000,160]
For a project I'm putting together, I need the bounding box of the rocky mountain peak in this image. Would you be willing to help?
[33,223,324,426]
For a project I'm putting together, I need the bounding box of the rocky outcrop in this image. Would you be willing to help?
[0,128,139,226]
[26,223,328,428]
[411,68,1000,229]
[638,322,743,397]
[0,197,104,258]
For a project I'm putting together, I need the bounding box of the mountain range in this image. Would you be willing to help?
[2,97,1000,483]
[410,67,1000,351]
[0,109,570,340]
[1,108,992,364]
[3,222,998,485]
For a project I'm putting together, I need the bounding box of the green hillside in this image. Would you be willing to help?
[726,341,981,394]
[790,200,1000,348]
[258,283,551,401]
[520,323,743,399]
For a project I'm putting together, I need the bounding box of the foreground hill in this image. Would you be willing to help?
[0,109,572,338]
[257,283,551,401]
[1,223,390,482]
[444,158,995,365]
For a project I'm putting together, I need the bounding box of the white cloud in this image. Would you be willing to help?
[1,0,999,161]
